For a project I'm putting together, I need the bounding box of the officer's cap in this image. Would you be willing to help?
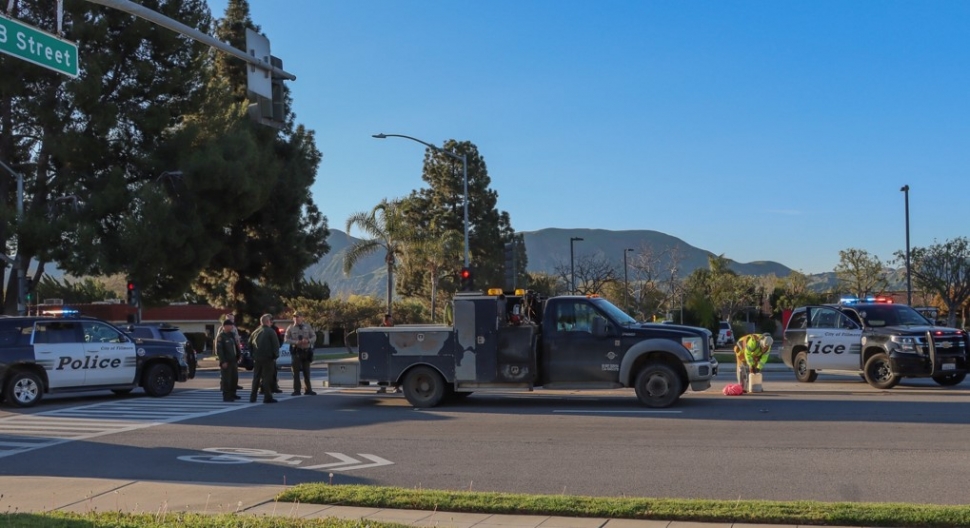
[292,312,302,317]
[223,319,234,327]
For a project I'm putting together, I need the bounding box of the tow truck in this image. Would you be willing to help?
[325,289,717,408]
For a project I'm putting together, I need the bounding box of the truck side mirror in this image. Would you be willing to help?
[591,316,608,337]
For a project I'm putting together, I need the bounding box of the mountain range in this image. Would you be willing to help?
[309,228,805,298]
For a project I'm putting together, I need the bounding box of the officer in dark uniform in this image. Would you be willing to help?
[248,314,280,404]
[216,319,241,402]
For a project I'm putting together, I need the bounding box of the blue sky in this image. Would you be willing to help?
[206,0,969,275]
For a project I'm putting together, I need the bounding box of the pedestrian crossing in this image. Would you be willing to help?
[0,381,336,459]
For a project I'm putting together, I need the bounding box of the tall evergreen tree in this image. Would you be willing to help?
[397,140,517,295]
[192,0,330,318]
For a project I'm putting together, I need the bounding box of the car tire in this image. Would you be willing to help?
[402,366,446,408]
[794,352,818,383]
[5,371,43,408]
[863,353,900,389]
[143,363,176,397]
[634,363,682,408]
[932,373,966,386]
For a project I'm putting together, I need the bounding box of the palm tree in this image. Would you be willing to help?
[344,200,408,317]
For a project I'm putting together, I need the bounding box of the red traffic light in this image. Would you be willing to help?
[127,282,136,291]
[460,268,471,280]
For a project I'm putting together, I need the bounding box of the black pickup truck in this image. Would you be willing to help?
[326,290,717,408]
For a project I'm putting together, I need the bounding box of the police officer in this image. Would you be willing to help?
[216,319,241,402]
[285,312,317,395]
[248,314,280,404]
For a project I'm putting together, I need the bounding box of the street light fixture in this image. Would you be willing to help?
[623,248,634,312]
[570,237,584,294]
[372,133,469,267]
[901,184,911,305]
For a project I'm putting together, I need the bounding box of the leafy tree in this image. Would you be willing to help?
[399,229,463,322]
[525,272,558,297]
[34,276,117,305]
[344,200,408,317]
[0,0,212,314]
[895,237,970,327]
[835,248,887,298]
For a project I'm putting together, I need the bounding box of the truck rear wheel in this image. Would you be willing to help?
[863,353,899,389]
[634,364,682,408]
[794,352,818,383]
[403,366,446,408]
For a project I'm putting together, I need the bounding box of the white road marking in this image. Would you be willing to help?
[552,409,683,414]
[0,383,340,458]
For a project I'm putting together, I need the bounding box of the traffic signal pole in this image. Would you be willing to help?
[83,0,295,81]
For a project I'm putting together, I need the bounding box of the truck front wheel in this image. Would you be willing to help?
[403,366,446,408]
[863,353,899,389]
[634,364,682,408]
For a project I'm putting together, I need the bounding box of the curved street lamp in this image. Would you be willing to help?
[372,133,469,267]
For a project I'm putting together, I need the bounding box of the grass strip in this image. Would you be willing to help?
[278,484,970,528]
[0,511,401,527]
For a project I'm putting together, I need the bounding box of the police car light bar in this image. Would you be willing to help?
[839,295,892,305]
[41,308,80,317]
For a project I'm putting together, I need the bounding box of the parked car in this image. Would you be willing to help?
[717,321,734,348]
[127,323,197,378]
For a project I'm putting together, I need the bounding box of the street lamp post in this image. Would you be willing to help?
[372,133,469,267]
[901,184,911,305]
[570,237,583,294]
[623,248,634,312]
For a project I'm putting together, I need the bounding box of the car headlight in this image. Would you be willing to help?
[890,335,919,352]
[681,336,705,361]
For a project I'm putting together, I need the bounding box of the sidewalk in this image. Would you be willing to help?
[0,476,821,528]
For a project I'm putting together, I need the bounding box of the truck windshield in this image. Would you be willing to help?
[591,298,637,326]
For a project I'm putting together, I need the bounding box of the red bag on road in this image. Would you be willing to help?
[723,383,744,396]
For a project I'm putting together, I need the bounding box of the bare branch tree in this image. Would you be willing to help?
[553,253,617,295]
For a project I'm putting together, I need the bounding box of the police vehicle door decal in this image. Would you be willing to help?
[806,307,861,371]
[81,321,137,385]
[33,321,87,389]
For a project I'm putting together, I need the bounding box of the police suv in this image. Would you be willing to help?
[0,314,189,407]
[781,297,969,389]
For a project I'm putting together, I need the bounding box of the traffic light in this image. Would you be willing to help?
[460,267,474,292]
[126,281,139,307]
[24,278,34,305]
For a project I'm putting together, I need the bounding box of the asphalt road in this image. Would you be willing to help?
[2,366,969,505]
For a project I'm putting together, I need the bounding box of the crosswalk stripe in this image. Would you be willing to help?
[0,378,336,459]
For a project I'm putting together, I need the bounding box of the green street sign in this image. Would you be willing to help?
[0,14,78,78]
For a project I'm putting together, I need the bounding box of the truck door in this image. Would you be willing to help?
[543,300,622,384]
[81,321,137,386]
[806,306,862,371]
[33,321,87,389]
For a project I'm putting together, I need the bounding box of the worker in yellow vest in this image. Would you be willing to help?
[733,333,773,387]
